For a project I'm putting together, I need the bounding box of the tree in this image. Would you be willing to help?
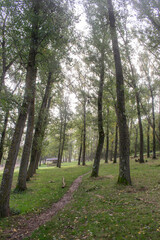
[0,0,74,217]
[113,123,118,164]
[105,107,109,163]
[0,0,40,217]
[84,0,111,177]
[107,0,131,184]
[57,97,69,168]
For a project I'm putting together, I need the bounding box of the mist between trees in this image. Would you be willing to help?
[0,0,160,217]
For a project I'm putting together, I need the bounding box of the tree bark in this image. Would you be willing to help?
[136,93,144,163]
[78,131,83,165]
[68,141,72,163]
[32,97,52,175]
[147,124,150,158]
[78,142,82,165]
[105,108,109,163]
[107,0,131,184]
[113,123,118,163]
[149,84,156,159]
[27,72,53,180]
[110,140,114,161]
[15,89,35,191]
[58,113,67,168]
[91,49,105,177]
[57,108,63,168]
[82,99,86,166]
[134,127,138,158]
[0,111,9,164]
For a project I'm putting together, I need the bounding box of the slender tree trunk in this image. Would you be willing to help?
[113,124,118,164]
[78,131,83,165]
[141,102,160,144]
[110,140,113,161]
[105,108,109,163]
[82,100,86,166]
[68,141,72,163]
[91,49,105,177]
[124,40,144,163]
[0,1,40,217]
[32,97,52,175]
[78,142,82,165]
[57,111,63,168]
[107,0,131,185]
[134,127,138,158]
[27,73,53,180]
[15,88,35,191]
[0,111,9,164]
[147,124,150,158]
[58,116,67,168]
[136,93,144,163]
[105,130,109,163]
[150,86,156,159]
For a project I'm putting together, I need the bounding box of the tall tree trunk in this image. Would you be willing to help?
[78,131,83,165]
[136,93,144,163]
[58,115,67,168]
[147,124,150,158]
[110,140,114,161]
[27,72,53,180]
[105,108,109,163]
[134,127,138,158]
[0,0,39,217]
[15,88,35,191]
[107,0,131,184]
[82,99,86,166]
[91,49,105,177]
[149,85,156,159]
[113,123,118,164]
[124,38,144,163]
[0,111,9,164]
[57,111,63,168]
[32,97,52,175]
[68,141,72,163]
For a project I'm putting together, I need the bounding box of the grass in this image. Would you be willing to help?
[1,159,160,239]
[26,159,160,240]
[0,162,92,234]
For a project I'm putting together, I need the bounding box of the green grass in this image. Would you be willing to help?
[26,159,160,240]
[1,159,160,239]
[0,162,92,234]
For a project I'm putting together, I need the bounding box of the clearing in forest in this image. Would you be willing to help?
[1,160,160,239]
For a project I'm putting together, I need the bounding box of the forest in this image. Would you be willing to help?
[0,0,160,239]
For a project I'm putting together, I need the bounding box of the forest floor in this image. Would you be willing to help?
[0,163,92,240]
[1,159,160,239]
[1,172,89,239]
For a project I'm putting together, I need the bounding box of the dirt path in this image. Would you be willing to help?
[3,172,89,240]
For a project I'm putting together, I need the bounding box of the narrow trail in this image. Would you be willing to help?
[4,172,89,240]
